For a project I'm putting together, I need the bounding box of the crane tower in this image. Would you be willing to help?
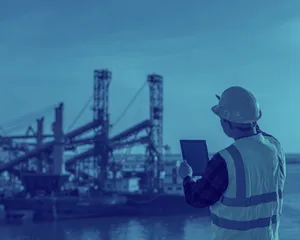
[146,74,164,192]
[93,69,111,186]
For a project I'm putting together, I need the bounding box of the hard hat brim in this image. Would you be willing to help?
[211,105,219,116]
[212,104,262,123]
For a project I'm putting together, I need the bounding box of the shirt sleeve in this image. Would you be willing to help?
[183,153,229,208]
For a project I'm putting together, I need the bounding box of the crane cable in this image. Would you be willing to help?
[112,81,147,161]
[67,96,93,132]
[0,104,55,134]
[67,81,147,132]
[0,104,55,128]
[112,81,147,128]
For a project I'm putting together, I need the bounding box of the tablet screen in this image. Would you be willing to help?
[180,140,209,176]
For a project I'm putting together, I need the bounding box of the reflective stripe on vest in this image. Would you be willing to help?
[211,213,278,231]
[212,144,282,230]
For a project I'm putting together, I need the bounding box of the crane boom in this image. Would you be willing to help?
[0,120,102,173]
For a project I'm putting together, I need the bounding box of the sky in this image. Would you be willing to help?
[0,0,299,153]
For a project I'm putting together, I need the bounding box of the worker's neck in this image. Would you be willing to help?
[233,128,257,141]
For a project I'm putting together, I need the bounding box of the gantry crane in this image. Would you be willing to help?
[0,69,164,194]
[65,70,164,193]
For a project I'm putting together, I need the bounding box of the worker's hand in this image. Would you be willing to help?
[178,160,193,179]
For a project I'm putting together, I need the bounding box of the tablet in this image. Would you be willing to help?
[180,140,209,176]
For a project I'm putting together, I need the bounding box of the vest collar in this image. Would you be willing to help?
[235,133,264,143]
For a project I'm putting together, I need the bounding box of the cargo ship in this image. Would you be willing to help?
[0,70,208,223]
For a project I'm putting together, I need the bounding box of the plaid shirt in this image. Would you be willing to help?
[183,125,281,208]
[183,153,228,208]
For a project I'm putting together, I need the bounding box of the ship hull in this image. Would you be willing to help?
[1,195,126,222]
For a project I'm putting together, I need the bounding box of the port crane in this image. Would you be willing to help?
[0,69,164,194]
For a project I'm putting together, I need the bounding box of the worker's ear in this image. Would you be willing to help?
[222,119,233,129]
[221,119,232,128]
[215,95,221,100]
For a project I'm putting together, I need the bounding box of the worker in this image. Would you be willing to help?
[178,86,286,240]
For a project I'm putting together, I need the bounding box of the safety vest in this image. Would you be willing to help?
[210,133,285,240]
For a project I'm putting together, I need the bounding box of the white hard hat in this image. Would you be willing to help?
[212,86,262,124]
